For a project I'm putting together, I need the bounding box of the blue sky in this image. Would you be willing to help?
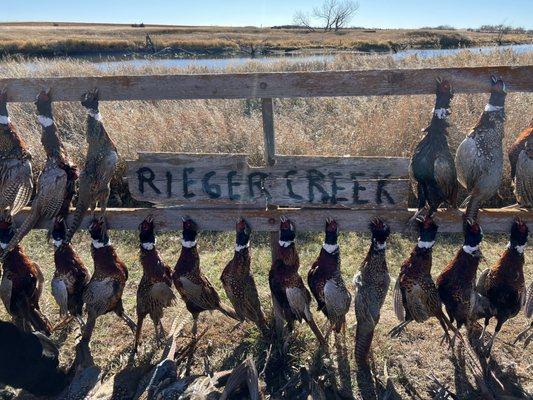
[2,0,532,29]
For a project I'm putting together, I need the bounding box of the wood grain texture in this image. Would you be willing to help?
[261,98,276,167]
[126,152,409,207]
[1,65,532,102]
[12,207,531,233]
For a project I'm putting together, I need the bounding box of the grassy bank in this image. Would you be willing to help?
[0,50,531,398]
[0,22,532,56]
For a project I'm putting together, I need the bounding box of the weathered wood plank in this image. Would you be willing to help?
[13,207,531,234]
[1,65,532,102]
[261,98,276,167]
[126,152,409,208]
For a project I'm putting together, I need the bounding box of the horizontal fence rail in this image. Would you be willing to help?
[1,65,532,102]
[13,207,532,234]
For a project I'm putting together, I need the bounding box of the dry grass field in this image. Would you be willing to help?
[0,49,531,399]
[0,22,532,56]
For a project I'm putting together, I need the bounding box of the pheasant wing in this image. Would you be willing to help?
[150,282,176,308]
[324,275,351,321]
[434,153,458,206]
[83,277,116,316]
[392,278,405,322]
[179,275,221,310]
[36,165,67,219]
[0,275,13,311]
[475,268,490,296]
[0,159,33,214]
[51,277,69,317]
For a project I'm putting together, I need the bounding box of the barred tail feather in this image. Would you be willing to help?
[65,197,90,244]
[27,308,53,336]
[217,302,240,321]
[10,183,33,217]
[255,310,270,337]
[305,316,327,347]
[6,208,40,253]
[355,322,375,368]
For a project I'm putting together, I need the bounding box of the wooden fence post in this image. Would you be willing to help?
[261,98,279,263]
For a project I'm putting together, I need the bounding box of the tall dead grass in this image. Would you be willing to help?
[0,49,531,204]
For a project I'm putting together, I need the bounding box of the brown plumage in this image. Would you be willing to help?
[81,217,136,346]
[50,217,90,326]
[65,88,118,243]
[353,218,390,371]
[134,216,176,353]
[474,218,528,355]
[5,89,78,254]
[436,219,483,335]
[308,218,351,334]
[390,216,456,342]
[0,89,33,217]
[508,119,532,180]
[269,217,326,347]
[172,217,239,338]
[220,218,269,336]
[409,78,457,220]
[0,217,51,335]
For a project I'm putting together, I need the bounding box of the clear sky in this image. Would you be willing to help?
[2,0,532,29]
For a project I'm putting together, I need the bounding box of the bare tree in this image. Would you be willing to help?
[332,0,359,31]
[293,11,315,32]
[313,0,338,32]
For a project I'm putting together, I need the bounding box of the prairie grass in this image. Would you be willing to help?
[0,22,532,56]
[0,50,532,398]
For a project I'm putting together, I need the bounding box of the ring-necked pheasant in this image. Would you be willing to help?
[436,218,483,341]
[0,216,52,335]
[172,217,239,341]
[513,136,532,208]
[135,216,176,353]
[455,76,507,222]
[49,216,90,329]
[65,88,118,243]
[4,89,78,254]
[81,217,136,346]
[514,281,532,347]
[220,218,269,337]
[409,78,457,221]
[474,218,528,355]
[0,88,33,217]
[390,216,456,343]
[308,218,351,335]
[353,218,390,369]
[269,217,326,347]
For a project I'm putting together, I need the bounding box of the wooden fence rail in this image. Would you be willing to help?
[13,207,531,234]
[4,65,533,233]
[1,65,532,102]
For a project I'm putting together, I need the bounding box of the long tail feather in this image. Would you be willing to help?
[65,197,90,243]
[6,208,40,253]
[305,315,327,347]
[217,302,240,321]
[27,308,53,336]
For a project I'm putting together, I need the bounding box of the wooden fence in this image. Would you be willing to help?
[3,65,533,234]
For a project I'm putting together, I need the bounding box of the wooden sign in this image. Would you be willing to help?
[126,153,410,209]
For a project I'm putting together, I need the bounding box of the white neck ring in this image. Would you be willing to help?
[433,108,450,119]
[484,104,503,112]
[462,244,479,255]
[0,115,10,125]
[182,239,197,248]
[279,240,293,248]
[92,239,109,248]
[322,243,339,254]
[88,110,102,121]
[417,240,435,249]
[235,242,249,252]
[141,242,155,250]
[38,115,54,127]
[507,242,526,254]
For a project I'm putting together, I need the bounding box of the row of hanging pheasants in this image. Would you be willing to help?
[0,76,530,393]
